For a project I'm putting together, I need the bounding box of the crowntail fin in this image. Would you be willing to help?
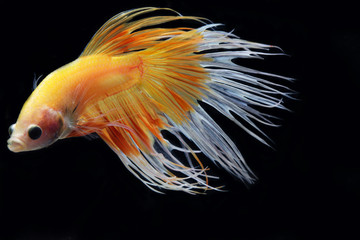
[76,7,293,193]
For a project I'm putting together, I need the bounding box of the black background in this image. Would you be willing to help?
[1,0,359,239]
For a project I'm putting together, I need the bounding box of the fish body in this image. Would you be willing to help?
[7,8,292,193]
[10,54,143,150]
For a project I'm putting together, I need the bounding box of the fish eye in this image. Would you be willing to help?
[28,125,42,140]
[8,124,15,136]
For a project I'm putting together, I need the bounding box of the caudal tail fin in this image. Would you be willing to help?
[79,7,294,193]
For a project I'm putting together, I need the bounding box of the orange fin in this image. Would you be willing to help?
[72,7,293,193]
[81,7,204,57]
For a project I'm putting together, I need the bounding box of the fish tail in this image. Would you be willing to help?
[79,8,293,193]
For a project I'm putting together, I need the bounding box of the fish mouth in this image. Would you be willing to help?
[7,138,26,152]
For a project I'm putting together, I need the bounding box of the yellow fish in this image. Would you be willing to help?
[7,7,292,193]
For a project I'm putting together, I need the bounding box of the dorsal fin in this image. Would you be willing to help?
[80,7,204,57]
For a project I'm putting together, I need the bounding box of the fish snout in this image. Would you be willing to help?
[7,138,26,152]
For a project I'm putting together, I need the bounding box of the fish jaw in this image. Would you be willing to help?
[7,137,26,153]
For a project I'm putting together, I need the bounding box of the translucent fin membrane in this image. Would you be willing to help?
[199,26,294,147]
[158,26,295,186]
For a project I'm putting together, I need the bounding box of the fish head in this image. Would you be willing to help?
[7,105,65,152]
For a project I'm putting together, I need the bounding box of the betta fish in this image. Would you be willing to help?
[7,7,292,193]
